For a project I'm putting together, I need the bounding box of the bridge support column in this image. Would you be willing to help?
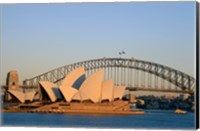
[5,71,20,102]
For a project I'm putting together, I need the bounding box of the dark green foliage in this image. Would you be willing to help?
[136,94,194,111]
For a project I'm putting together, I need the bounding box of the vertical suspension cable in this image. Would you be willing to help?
[168,81,171,90]
[128,68,130,87]
[108,67,110,79]
[135,70,138,87]
[110,67,112,80]
[124,68,126,86]
[117,67,119,86]
[161,78,164,89]
[130,68,132,87]
[115,67,116,86]
[145,71,146,88]
[121,67,123,86]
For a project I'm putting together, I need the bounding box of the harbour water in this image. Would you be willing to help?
[1,110,195,129]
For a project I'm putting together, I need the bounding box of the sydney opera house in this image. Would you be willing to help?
[4,67,143,114]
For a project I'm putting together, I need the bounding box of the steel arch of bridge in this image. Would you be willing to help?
[23,58,195,93]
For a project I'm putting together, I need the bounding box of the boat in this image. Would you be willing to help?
[175,109,187,114]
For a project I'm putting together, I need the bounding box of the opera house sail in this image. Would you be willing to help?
[101,80,114,102]
[7,90,36,103]
[38,67,126,104]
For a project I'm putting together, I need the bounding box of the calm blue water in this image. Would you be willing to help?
[1,110,195,129]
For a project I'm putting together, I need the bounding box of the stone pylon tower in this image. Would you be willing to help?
[5,71,19,101]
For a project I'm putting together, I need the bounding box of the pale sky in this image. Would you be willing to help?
[1,2,196,85]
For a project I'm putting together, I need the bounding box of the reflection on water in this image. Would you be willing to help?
[1,110,195,129]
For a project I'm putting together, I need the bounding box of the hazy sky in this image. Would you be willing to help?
[1,2,196,85]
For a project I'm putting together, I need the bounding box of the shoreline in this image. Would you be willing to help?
[2,109,145,115]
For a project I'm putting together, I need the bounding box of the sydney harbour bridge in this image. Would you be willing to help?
[22,57,195,94]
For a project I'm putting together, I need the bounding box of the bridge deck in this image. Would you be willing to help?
[1,85,192,94]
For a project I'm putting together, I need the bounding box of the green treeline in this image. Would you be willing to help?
[136,95,194,111]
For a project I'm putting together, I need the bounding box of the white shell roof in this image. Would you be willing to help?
[25,91,37,102]
[60,66,85,88]
[101,79,114,102]
[113,86,126,99]
[39,81,58,102]
[59,85,78,102]
[8,90,25,103]
[79,69,104,103]
[72,91,82,100]
[8,90,37,103]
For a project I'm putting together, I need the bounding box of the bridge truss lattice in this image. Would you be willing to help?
[23,58,195,94]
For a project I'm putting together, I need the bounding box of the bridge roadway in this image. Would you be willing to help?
[126,87,192,94]
[1,85,192,94]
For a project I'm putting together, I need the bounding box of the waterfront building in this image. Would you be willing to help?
[39,66,126,103]
[3,67,145,115]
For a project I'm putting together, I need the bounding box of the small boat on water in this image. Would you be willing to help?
[175,109,187,114]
